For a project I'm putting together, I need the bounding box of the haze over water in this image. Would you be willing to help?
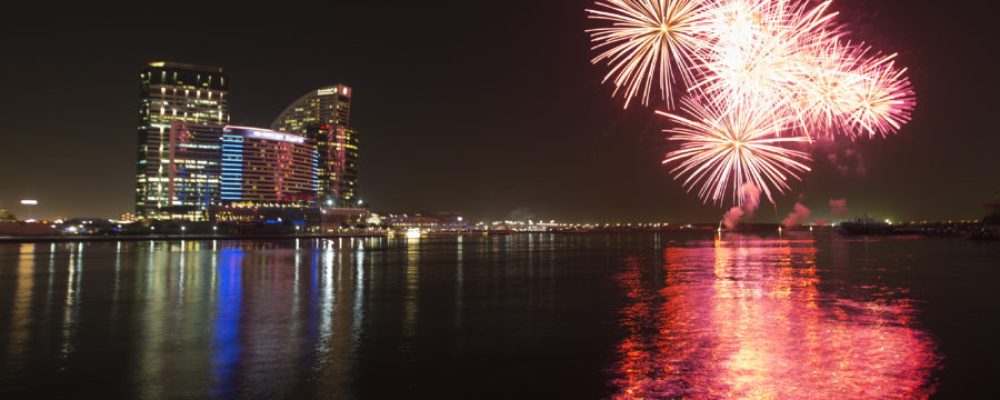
[0,233,996,399]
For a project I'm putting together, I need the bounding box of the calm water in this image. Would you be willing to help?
[0,233,996,399]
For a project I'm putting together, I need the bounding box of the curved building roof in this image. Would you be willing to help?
[270,84,352,135]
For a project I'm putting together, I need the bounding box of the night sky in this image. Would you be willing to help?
[1,0,997,222]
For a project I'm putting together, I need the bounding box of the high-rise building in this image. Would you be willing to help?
[309,125,359,206]
[219,126,318,205]
[272,85,360,207]
[135,61,229,220]
[271,84,352,135]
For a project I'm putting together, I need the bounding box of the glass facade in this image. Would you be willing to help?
[272,85,359,207]
[135,61,229,220]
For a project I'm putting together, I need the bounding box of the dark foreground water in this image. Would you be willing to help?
[0,233,997,399]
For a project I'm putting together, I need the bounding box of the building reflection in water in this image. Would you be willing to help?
[0,239,378,398]
[612,236,940,399]
[5,244,35,374]
[212,248,244,397]
[404,237,420,340]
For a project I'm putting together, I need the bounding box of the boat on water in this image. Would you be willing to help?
[972,199,1000,240]
[838,217,894,236]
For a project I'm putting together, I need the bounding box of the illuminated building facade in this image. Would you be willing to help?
[216,126,320,225]
[272,85,360,207]
[219,126,318,206]
[308,125,359,206]
[135,61,229,220]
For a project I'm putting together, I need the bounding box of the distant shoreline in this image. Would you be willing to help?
[0,232,389,244]
[0,228,979,244]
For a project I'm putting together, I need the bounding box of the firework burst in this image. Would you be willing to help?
[586,0,710,108]
[586,0,916,208]
[661,98,812,206]
[844,55,916,138]
[793,39,871,137]
[695,0,842,114]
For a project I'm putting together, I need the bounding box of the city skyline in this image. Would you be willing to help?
[1,0,997,223]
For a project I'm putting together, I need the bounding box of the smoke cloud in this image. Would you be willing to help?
[722,207,745,230]
[740,182,762,214]
[826,147,867,176]
[829,198,849,217]
[721,182,761,230]
[782,202,812,228]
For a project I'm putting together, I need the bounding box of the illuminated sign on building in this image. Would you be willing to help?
[225,126,306,144]
[249,130,306,144]
[316,85,350,97]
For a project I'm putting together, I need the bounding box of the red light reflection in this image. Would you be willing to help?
[612,237,939,399]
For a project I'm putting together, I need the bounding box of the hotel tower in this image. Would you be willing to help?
[272,85,360,207]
